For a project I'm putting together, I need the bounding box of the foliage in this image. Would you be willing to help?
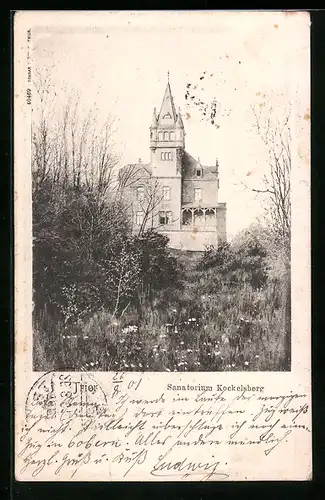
[34,223,291,372]
[32,70,290,373]
[199,229,268,290]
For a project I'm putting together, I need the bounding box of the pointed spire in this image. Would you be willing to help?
[176,107,184,129]
[151,107,158,128]
[158,80,177,123]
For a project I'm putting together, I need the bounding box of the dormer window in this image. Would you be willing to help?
[163,112,172,119]
[196,168,202,177]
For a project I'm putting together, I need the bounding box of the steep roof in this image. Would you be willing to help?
[158,82,177,124]
[118,163,152,188]
[182,152,218,180]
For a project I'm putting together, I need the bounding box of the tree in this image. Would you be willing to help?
[118,165,164,236]
[32,68,133,325]
[249,103,291,369]
[185,73,292,367]
[107,244,141,317]
[250,103,291,247]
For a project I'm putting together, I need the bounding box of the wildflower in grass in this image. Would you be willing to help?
[231,363,235,367]
[244,361,249,366]
[161,348,167,353]
[255,355,259,358]
[84,336,89,339]
[187,349,193,353]
[62,335,66,339]
[86,363,89,367]
[166,368,171,372]
[207,353,211,356]
[180,341,184,345]
[131,364,135,368]
[215,351,221,356]
[159,334,167,339]
[125,364,129,368]
[90,362,94,367]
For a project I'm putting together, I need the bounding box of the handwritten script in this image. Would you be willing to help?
[16,371,311,481]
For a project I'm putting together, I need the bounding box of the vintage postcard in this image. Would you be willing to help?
[14,11,311,481]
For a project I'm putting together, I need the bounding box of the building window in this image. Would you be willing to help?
[164,131,169,141]
[196,168,202,177]
[161,152,173,161]
[136,211,144,225]
[158,131,163,141]
[163,186,170,200]
[159,211,173,225]
[170,131,175,141]
[137,186,145,201]
[194,188,202,201]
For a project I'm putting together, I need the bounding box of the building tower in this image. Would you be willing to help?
[150,80,185,178]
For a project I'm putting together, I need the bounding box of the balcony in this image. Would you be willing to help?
[181,206,217,231]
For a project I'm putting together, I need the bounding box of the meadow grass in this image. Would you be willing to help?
[33,250,289,372]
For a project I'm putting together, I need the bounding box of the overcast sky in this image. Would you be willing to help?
[31,11,309,239]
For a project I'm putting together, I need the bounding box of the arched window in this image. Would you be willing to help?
[158,132,163,141]
[164,131,169,141]
[161,152,165,160]
[168,152,173,160]
[170,131,175,141]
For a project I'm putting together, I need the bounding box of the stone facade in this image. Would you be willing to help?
[119,80,227,251]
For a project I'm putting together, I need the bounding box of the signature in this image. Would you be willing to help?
[150,456,229,481]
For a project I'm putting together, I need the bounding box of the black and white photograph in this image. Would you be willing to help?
[14,10,312,483]
[29,12,308,373]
